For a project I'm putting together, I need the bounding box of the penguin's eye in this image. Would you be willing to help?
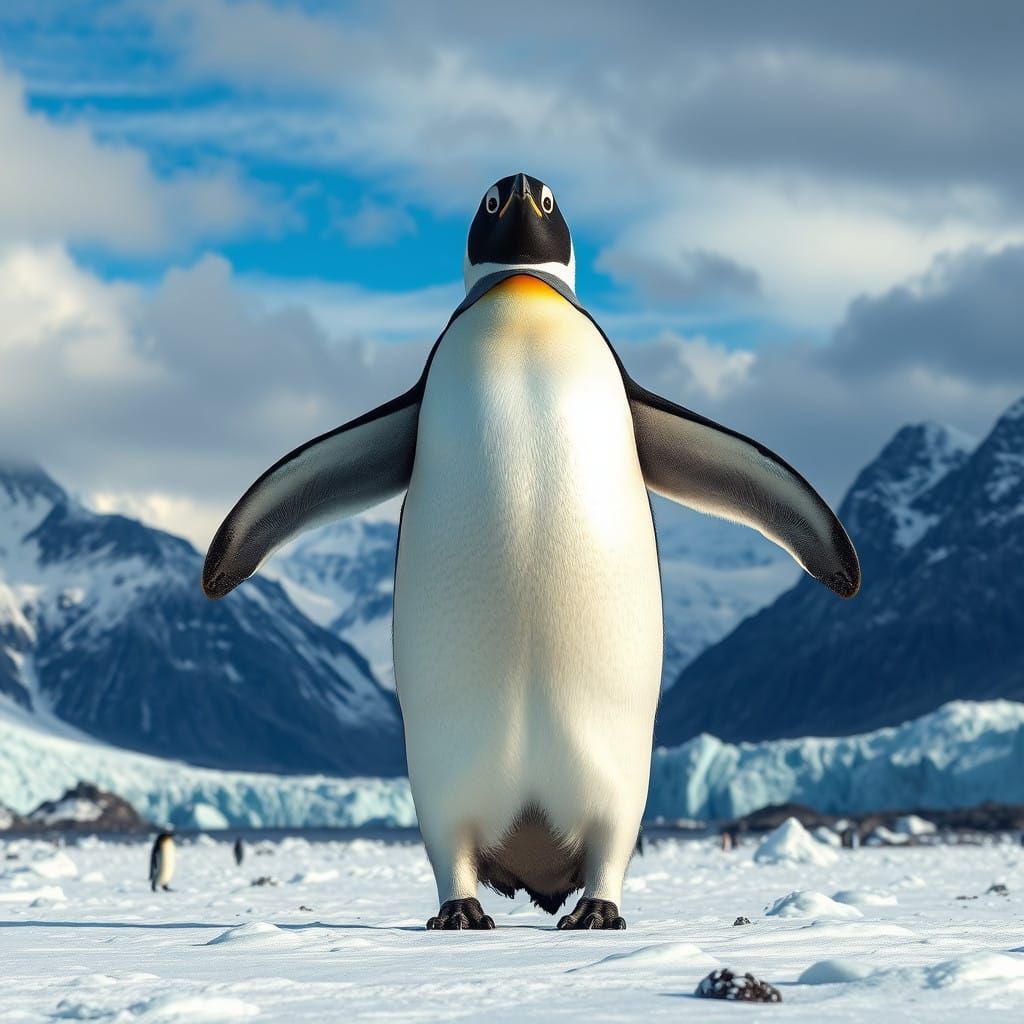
[485,186,500,214]
[540,185,554,213]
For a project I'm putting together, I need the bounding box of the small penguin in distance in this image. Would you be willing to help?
[203,172,859,930]
[233,837,244,866]
[149,832,175,893]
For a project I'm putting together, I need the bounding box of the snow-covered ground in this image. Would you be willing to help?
[0,832,1022,1021]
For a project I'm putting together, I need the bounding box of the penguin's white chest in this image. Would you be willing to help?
[394,277,662,844]
[156,842,175,885]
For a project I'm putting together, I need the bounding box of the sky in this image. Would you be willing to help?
[1,0,1023,549]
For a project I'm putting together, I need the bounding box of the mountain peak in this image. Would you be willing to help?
[985,394,1024,452]
[959,394,1024,521]
[997,394,1024,423]
[879,421,974,470]
[0,459,67,509]
[839,420,973,560]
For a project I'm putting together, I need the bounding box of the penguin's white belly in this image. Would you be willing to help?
[394,277,662,851]
[156,844,175,885]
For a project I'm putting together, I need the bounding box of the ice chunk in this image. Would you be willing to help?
[206,922,301,949]
[892,814,937,836]
[812,825,841,847]
[765,891,863,920]
[799,959,877,984]
[754,817,838,866]
[866,825,911,846]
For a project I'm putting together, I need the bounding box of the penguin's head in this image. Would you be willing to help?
[464,172,575,294]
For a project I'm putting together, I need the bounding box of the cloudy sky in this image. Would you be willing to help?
[1,0,1022,548]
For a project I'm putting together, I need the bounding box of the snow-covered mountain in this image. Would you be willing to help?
[271,496,797,690]
[0,462,405,777]
[270,515,401,687]
[657,396,1024,745]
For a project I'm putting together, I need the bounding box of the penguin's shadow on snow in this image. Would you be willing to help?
[0,919,558,934]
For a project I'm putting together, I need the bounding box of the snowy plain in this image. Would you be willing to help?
[1,831,1023,1022]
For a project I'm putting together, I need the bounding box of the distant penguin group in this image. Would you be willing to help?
[202,173,860,929]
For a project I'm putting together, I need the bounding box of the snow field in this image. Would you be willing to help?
[1,833,1022,1021]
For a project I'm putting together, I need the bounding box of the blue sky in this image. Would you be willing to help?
[1,1,1022,545]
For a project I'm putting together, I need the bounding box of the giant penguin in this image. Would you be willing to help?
[203,173,860,930]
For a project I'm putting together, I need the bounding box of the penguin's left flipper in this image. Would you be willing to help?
[203,387,421,599]
[628,382,860,598]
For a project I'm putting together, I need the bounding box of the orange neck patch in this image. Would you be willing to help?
[488,274,563,301]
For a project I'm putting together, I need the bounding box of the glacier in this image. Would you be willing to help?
[2,697,1023,829]
[647,699,1024,821]
[0,701,416,829]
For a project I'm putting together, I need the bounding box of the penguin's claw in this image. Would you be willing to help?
[556,897,626,930]
[426,898,495,931]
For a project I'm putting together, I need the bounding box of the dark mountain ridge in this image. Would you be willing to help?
[656,397,1024,745]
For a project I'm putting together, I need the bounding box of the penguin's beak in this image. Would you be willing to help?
[500,173,543,219]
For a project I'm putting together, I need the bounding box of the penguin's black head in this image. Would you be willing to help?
[464,172,575,293]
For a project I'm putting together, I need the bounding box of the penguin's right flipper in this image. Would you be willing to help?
[627,382,860,598]
[203,388,421,599]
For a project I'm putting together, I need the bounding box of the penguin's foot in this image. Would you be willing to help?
[426,898,495,931]
[556,897,626,930]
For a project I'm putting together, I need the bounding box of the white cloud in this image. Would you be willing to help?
[89,491,227,552]
[5,239,1022,552]
[0,245,432,549]
[113,0,1024,329]
[601,172,1024,328]
[0,60,270,253]
[619,246,1024,503]
[624,333,756,401]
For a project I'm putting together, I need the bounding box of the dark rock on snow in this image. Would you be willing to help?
[696,968,781,1002]
[26,781,150,832]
